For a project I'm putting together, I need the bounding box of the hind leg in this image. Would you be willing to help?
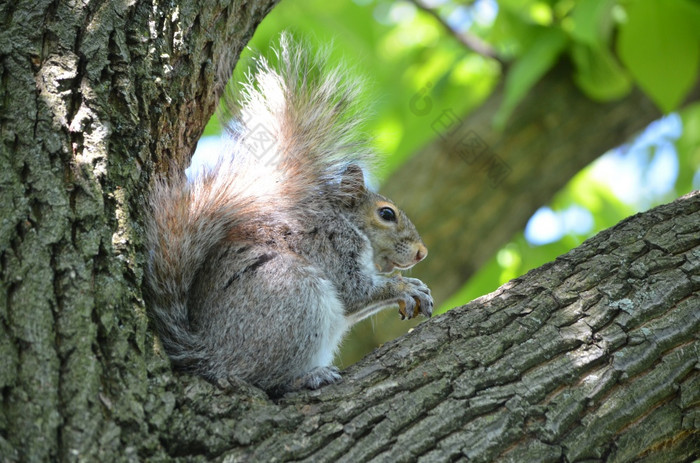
[199,249,349,391]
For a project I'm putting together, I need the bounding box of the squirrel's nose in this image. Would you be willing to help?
[415,244,428,262]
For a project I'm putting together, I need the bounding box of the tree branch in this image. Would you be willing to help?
[409,0,504,65]
[150,191,700,462]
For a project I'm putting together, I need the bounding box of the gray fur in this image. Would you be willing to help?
[146,34,432,393]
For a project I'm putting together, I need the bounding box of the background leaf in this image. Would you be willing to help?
[568,0,616,46]
[571,42,631,100]
[617,0,700,112]
[494,26,568,128]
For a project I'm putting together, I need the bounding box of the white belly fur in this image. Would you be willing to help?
[310,277,349,368]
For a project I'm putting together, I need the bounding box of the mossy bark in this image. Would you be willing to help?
[0,1,277,460]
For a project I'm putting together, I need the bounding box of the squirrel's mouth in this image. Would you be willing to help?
[392,261,416,271]
[376,259,415,274]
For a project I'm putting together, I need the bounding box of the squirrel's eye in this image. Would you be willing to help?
[378,207,396,222]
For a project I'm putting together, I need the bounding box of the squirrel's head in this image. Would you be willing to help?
[339,164,428,274]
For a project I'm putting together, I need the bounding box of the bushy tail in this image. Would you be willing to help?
[145,33,375,373]
[218,32,376,207]
[145,169,251,372]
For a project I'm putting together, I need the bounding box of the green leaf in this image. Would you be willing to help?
[569,0,616,46]
[490,8,542,56]
[571,42,632,101]
[617,0,700,112]
[494,27,568,128]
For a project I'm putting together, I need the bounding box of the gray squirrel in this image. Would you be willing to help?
[145,34,433,393]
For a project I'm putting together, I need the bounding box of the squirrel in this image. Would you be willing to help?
[145,34,433,393]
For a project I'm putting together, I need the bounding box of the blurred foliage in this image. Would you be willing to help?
[206,0,700,169]
[203,0,500,178]
[441,104,700,315]
[492,0,700,123]
[200,0,700,363]
[206,0,700,172]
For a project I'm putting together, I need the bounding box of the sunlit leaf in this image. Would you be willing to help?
[617,0,700,112]
[571,42,632,101]
[494,26,568,128]
[569,0,616,46]
[490,7,541,56]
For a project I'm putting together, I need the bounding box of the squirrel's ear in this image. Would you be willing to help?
[339,164,367,197]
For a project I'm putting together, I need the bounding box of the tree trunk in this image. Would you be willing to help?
[0,1,277,461]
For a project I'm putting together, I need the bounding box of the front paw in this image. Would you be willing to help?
[293,366,341,390]
[398,277,433,320]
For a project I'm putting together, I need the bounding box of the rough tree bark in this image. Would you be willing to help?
[0,1,277,461]
[2,1,699,461]
[154,192,700,462]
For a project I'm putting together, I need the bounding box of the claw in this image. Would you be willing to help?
[398,299,408,320]
[412,296,421,318]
